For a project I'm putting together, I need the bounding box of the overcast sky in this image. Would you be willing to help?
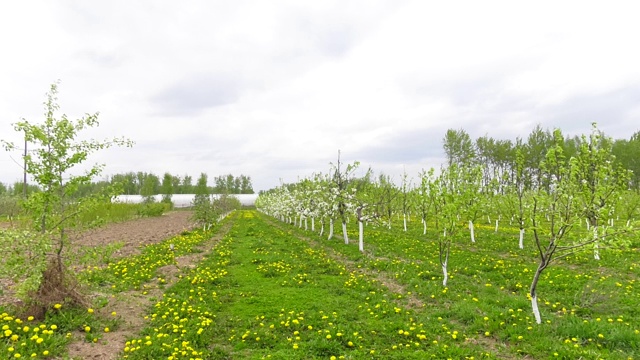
[1,1,639,192]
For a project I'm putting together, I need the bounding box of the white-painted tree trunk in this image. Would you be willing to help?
[627,219,631,227]
[469,220,475,243]
[311,217,315,232]
[387,219,391,229]
[487,215,491,224]
[342,222,349,244]
[319,221,324,237]
[585,218,590,230]
[593,226,600,260]
[304,217,308,231]
[442,262,448,286]
[403,214,407,232]
[519,228,524,249]
[328,219,334,240]
[494,219,499,233]
[422,218,427,235]
[531,295,541,324]
[358,221,364,252]
[609,218,614,226]
[443,228,447,237]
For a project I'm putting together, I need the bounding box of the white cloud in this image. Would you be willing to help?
[1,0,639,191]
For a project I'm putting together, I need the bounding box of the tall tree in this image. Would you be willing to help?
[181,175,193,194]
[161,172,174,205]
[443,128,475,166]
[140,173,159,202]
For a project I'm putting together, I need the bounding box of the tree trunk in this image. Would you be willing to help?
[442,262,448,286]
[530,264,545,324]
[519,228,524,249]
[593,226,600,260]
[403,214,407,232]
[311,217,315,232]
[422,218,427,235]
[359,220,364,252]
[328,219,334,240]
[342,221,349,244]
[531,294,541,324]
[469,220,475,243]
[494,219,499,233]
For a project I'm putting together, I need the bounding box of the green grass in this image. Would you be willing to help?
[2,210,637,359]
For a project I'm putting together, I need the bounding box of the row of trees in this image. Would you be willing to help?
[0,172,254,200]
[257,124,639,324]
[443,124,640,191]
[111,172,254,196]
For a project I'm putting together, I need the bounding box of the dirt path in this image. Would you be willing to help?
[73,211,196,259]
[1,212,197,308]
[65,214,235,360]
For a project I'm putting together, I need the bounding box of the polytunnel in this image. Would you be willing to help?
[112,194,258,207]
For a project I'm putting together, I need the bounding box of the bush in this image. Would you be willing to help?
[137,202,171,217]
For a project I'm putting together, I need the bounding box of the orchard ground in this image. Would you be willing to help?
[0,210,204,359]
[1,209,638,359]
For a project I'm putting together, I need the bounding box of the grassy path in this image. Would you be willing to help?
[121,210,492,359]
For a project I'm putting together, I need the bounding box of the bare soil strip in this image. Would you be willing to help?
[64,213,234,360]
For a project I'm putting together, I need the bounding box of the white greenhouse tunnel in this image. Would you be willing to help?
[113,194,258,207]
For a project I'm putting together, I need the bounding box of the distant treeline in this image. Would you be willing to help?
[442,124,640,191]
[0,172,254,197]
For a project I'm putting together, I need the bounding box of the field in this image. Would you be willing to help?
[1,210,639,359]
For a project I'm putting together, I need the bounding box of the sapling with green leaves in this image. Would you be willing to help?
[617,189,640,228]
[573,124,630,260]
[430,164,465,286]
[501,145,530,249]
[399,170,413,232]
[417,168,437,235]
[1,82,133,313]
[329,151,359,244]
[528,127,631,324]
[192,173,215,229]
[461,164,483,243]
[375,173,399,229]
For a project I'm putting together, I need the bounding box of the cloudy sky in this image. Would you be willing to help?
[1,1,639,191]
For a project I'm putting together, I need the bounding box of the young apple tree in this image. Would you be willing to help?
[329,151,359,244]
[417,168,437,235]
[528,127,632,324]
[430,164,466,286]
[1,82,133,315]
